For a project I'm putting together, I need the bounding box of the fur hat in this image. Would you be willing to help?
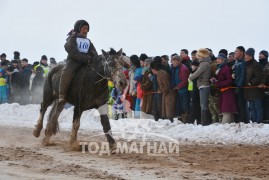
[139,53,148,61]
[74,20,89,33]
[245,48,255,58]
[196,48,210,59]
[260,50,268,59]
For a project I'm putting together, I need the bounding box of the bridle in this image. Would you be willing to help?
[91,55,123,84]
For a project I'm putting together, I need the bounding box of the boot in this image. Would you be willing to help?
[201,110,210,126]
[59,71,71,103]
[177,115,183,121]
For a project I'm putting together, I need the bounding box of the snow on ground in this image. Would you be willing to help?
[1,103,269,145]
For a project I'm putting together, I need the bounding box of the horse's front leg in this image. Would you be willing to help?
[70,106,82,148]
[33,103,47,137]
[100,113,116,153]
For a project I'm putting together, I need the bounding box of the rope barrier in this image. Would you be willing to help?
[220,85,269,92]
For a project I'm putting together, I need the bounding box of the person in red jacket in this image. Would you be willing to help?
[171,55,190,123]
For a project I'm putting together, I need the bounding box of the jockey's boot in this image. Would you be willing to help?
[59,76,70,103]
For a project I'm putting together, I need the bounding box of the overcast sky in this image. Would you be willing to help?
[0,0,268,63]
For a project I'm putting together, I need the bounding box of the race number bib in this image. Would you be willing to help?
[76,38,90,53]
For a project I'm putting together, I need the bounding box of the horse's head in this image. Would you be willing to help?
[101,48,128,91]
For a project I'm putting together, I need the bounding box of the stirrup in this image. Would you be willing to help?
[58,95,66,103]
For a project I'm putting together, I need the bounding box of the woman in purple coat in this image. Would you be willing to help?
[212,53,237,123]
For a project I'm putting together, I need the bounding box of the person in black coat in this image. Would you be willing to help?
[31,66,45,104]
[187,60,201,124]
[244,48,264,123]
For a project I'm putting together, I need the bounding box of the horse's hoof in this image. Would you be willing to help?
[33,129,41,138]
[110,143,117,154]
[70,141,81,151]
[42,138,50,146]
[33,124,43,138]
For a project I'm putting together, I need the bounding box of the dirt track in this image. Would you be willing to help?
[0,125,268,179]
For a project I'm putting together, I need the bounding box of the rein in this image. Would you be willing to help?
[91,57,123,84]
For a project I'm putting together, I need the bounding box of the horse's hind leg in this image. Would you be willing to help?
[33,76,54,138]
[42,101,65,146]
[69,106,82,146]
[33,102,49,137]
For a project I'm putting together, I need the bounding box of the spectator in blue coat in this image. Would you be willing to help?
[233,46,248,123]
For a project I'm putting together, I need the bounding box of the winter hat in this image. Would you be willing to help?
[130,55,139,62]
[218,49,228,57]
[260,50,268,59]
[50,57,57,64]
[172,55,182,62]
[217,53,227,61]
[245,48,255,58]
[196,48,210,59]
[0,53,6,58]
[13,51,20,60]
[139,53,148,61]
[145,58,153,65]
[41,55,48,60]
[74,20,89,33]
[191,60,199,67]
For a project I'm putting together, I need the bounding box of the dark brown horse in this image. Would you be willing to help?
[33,49,127,153]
